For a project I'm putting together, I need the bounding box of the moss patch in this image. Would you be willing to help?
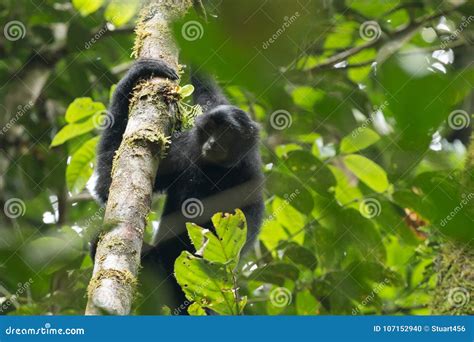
[131,1,192,59]
[87,269,138,299]
[97,235,138,259]
[110,129,170,177]
[431,242,474,314]
[129,79,179,110]
[131,7,151,59]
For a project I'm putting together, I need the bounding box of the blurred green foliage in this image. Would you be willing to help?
[0,0,473,315]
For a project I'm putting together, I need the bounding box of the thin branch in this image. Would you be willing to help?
[306,4,463,73]
[309,39,378,72]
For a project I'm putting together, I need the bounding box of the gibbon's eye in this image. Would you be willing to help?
[197,127,210,143]
[203,119,217,134]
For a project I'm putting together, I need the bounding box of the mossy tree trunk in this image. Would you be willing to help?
[86,0,192,315]
[431,132,474,315]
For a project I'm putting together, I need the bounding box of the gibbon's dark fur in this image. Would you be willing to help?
[92,59,264,314]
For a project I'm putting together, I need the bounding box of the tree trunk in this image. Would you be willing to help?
[431,132,474,315]
[86,0,192,315]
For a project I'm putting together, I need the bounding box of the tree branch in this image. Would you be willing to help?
[307,4,462,73]
[85,0,193,315]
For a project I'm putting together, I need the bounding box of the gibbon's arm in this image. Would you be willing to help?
[94,59,178,204]
[191,68,230,111]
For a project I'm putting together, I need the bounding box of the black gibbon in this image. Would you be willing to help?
[92,59,264,313]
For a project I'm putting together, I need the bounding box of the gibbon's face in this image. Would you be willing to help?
[196,105,258,166]
[202,131,241,164]
[197,119,235,165]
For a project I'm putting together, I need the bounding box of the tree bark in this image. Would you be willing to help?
[431,132,474,315]
[86,0,192,315]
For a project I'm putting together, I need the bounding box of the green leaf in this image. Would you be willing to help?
[72,0,104,16]
[50,115,97,147]
[177,211,248,314]
[410,172,474,243]
[328,165,363,207]
[105,0,139,27]
[348,66,372,83]
[340,128,380,153]
[188,302,207,316]
[80,255,93,270]
[66,137,99,195]
[186,210,247,268]
[285,150,336,197]
[296,289,320,315]
[259,219,290,251]
[347,49,376,83]
[373,198,421,245]
[174,251,243,315]
[341,210,386,261]
[323,21,358,50]
[179,84,195,98]
[392,189,435,221]
[209,210,247,265]
[248,262,300,286]
[291,86,324,111]
[282,242,317,270]
[265,170,314,214]
[343,154,389,193]
[348,1,398,18]
[186,222,205,251]
[65,98,106,123]
[23,230,83,274]
[275,144,302,158]
[272,197,305,245]
[322,260,399,314]
[314,207,386,266]
[378,57,473,158]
